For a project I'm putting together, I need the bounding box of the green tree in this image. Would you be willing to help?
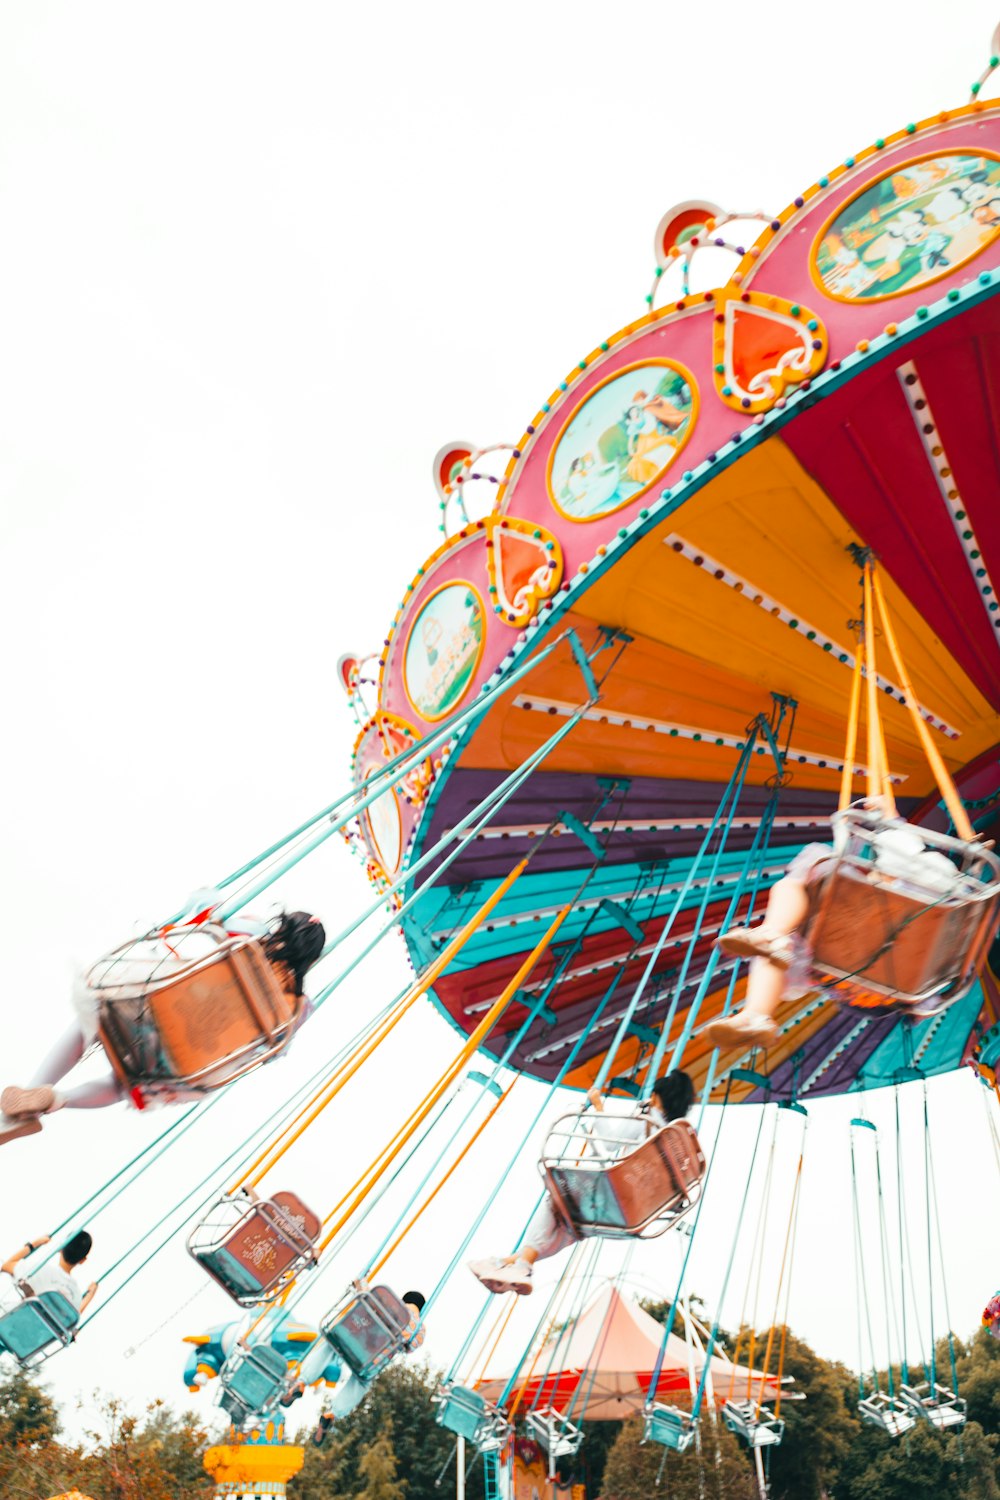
[574,1418,621,1495]
[295,1362,484,1500]
[759,1328,860,1500]
[602,1414,756,1500]
[358,1421,407,1500]
[955,1327,1000,1436]
[0,1366,61,1446]
[836,1418,999,1500]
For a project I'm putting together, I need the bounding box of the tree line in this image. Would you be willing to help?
[1,1313,999,1499]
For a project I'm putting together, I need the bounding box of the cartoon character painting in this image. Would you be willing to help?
[404,583,485,720]
[814,152,1000,301]
[548,361,696,520]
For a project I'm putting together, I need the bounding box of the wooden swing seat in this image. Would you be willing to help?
[804,813,1000,1011]
[97,932,299,1097]
[541,1115,705,1239]
[188,1189,320,1306]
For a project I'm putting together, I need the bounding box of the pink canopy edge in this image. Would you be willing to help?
[479,1286,784,1421]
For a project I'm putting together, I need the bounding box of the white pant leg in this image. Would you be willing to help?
[521,1196,577,1262]
[58,1076,127,1109]
[28,1020,126,1108]
[297,1337,339,1388]
[329,1370,372,1418]
[29,1026,88,1088]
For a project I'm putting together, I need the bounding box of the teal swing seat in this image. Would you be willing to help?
[900,1381,967,1430]
[722,1398,784,1448]
[643,1403,697,1453]
[0,1287,78,1367]
[526,1406,584,1464]
[434,1384,510,1453]
[858,1390,916,1437]
[319,1283,414,1381]
[218,1343,288,1421]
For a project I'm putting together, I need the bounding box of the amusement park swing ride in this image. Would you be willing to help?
[10,19,1000,1500]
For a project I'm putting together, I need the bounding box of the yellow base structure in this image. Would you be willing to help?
[204,1420,304,1498]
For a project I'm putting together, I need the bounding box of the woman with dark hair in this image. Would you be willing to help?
[469,1071,697,1296]
[0,900,326,1146]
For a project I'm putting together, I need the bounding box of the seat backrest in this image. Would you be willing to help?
[546,1120,705,1236]
[36,1292,79,1334]
[100,937,297,1088]
[806,862,997,1003]
[0,1292,77,1362]
[436,1385,489,1442]
[325,1285,410,1377]
[601,1121,706,1228]
[149,940,295,1078]
[209,1192,321,1296]
[226,1344,288,1410]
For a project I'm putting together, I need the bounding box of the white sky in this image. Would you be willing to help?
[2,0,1000,1447]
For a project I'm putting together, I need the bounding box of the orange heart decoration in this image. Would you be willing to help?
[713,289,828,414]
[485,515,563,627]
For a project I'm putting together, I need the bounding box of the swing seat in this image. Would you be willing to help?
[805,811,1000,1011]
[96,930,300,1100]
[541,1113,705,1240]
[858,1391,916,1437]
[319,1284,414,1381]
[526,1407,584,1461]
[434,1384,510,1453]
[721,1398,784,1448]
[187,1189,321,1306]
[0,1287,78,1367]
[899,1381,967,1430]
[642,1402,697,1453]
[218,1342,289,1421]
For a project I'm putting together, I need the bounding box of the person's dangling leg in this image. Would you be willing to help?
[30,1025,87,1083]
[312,1370,372,1446]
[717,875,811,968]
[2,1021,126,1116]
[54,1076,127,1109]
[469,1195,576,1295]
[702,954,784,1050]
[328,1370,372,1419]
[1,1024,89,1119]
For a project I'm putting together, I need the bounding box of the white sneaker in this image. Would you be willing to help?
[468,1257,533,1296]
[1,1085,58,1118]
[703,1010,779,1050]
[717,927,794,970]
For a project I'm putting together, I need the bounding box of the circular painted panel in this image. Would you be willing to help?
[403,581,486,721]
[547,360,697,521]
[812,151,1000,302]
[363,771,403,873]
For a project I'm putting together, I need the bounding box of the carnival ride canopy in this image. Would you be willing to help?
[346,106,1000,1106]
[478,1285,783,1420]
